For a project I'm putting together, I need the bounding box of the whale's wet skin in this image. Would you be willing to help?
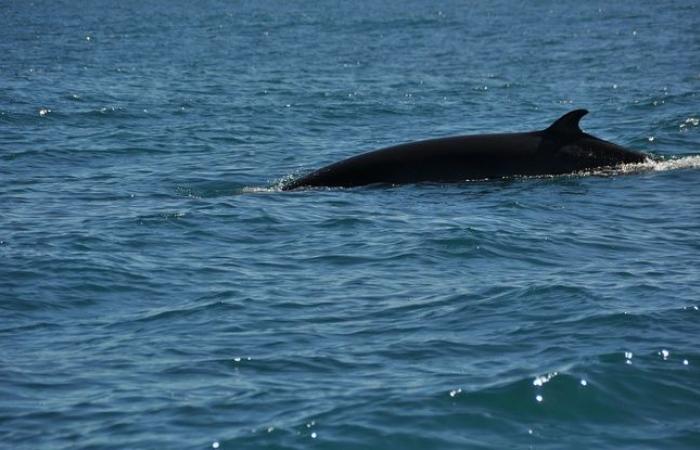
[283,110,647,189]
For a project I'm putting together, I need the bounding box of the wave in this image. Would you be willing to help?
[577,155,700,177]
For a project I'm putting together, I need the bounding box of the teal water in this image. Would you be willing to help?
[2,1,700,449]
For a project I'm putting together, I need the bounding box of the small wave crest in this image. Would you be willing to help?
[240,186,282,194]
[640,155,700,172]
[577,155,700,177]
[242,173,306,193]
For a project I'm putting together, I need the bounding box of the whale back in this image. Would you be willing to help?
[282,109,647,189]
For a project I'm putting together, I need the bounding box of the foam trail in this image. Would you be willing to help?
[643,155,700,172]
[599,155,700,176]
[241,185,281,194]
[559,155,700,179]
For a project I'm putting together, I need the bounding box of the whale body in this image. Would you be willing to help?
[282,109,647,190]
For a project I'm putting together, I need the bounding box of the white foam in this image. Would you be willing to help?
[590,155,700,177]
[514,155,700,180]
[635,155,700,173]
[240,186,280,194]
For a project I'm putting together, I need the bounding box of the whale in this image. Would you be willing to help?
[282,109,647,190]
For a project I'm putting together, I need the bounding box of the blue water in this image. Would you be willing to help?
[2,1,700,448]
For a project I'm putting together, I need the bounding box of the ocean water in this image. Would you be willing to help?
[2,0,699,448]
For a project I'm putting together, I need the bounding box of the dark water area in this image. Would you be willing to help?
[2,1,699,448]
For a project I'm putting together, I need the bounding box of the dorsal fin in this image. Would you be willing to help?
[545,109,588,135]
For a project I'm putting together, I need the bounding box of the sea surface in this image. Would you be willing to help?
[2,1,699,449]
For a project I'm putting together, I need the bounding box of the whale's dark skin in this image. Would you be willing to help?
[282,109,647,190]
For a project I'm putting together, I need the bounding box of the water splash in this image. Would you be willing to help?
[616,155,700,174]
[240,185,281,194]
